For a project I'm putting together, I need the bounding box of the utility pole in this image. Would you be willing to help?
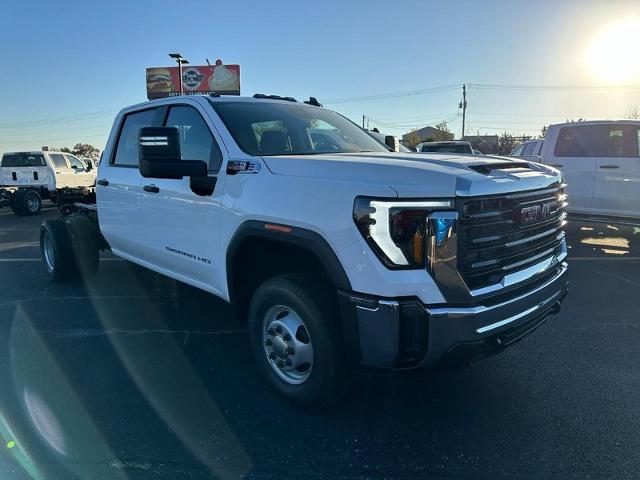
[362,114,366,128]
[459,84,467,139]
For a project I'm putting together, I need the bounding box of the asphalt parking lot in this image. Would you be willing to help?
[0,204,639,479]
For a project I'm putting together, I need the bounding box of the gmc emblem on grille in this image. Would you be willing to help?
[520,201,554,225]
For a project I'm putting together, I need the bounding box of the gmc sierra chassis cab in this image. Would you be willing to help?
[39,94,569,408]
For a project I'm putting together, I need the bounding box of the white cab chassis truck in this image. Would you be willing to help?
[39,95,569,408]
[0,151,96,216]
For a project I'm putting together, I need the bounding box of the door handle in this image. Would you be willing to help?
[549,164,563,168]
[97,179,109,186]
[599,165,620,169]
[143,185,160,193]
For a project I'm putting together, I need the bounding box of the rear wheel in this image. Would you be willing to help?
[248,274,351,409]
[40,219,77,281]
[11,190,41,216]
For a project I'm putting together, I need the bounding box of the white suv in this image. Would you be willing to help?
[0,150,96,215]
[39,94,569,408]
[540,121,640,219]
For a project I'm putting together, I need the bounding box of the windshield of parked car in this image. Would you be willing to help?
[210,101,390,156]
[420,144,472,154]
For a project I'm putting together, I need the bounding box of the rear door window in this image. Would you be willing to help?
[605,126,638,157]
[49,154,69,169]
[554,125,607,157]
[113,109,157,166]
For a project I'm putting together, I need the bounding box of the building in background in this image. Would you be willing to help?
[401,126,454,146]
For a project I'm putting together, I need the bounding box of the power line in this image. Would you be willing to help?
[324,85,460,104]
[0,109,118,129]
[468,83,640,92]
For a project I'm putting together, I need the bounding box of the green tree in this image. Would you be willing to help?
[72,143,101,160]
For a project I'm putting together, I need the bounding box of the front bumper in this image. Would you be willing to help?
[340,261,568,370]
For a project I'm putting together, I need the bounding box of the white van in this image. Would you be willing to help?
[541,121,640,219]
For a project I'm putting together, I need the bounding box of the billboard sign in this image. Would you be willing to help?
[146,61,240,99]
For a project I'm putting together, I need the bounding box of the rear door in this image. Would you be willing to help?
[545,125,600,213]
[592,124,640,218]
[97,107,159,259]
[48,153,75,188]
[136,103,225,293]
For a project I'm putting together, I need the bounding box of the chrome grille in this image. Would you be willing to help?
[456,185,567,291]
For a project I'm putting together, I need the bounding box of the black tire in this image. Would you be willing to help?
[248,274,351,409]
[20,190,42,216]
[40,219,77,281]
[65,216,99,276]
[10,190,25,215]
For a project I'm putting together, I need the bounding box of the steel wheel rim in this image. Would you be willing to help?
[27,196,39,212]
[262,305,314,385]
[43,232,55,272]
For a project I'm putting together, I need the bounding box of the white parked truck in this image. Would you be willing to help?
[0,150,96,215]
[39,94,569,408]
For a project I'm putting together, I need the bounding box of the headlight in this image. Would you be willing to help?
[353,197,455,269]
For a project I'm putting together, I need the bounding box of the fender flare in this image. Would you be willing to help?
[225,220,351,302]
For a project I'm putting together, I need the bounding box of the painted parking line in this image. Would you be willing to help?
[0,257,124,262]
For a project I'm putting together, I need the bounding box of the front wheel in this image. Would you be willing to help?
[248,274,351,409]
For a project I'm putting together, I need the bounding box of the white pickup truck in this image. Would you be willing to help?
[0,150,96,215]
[39,94,569,408]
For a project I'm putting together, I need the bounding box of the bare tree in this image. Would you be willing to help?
[628,106,640,119]
[404,130,422,148]
[497,132,517,156]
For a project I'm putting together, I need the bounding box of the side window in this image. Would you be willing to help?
[553,125,606,157]
[523,142,536,156]
[534,141,543,156]
[113,109,157,166]
[637,129,640,157]
[165,106,222,172]
[65,154,85,169]
[512,144,524,156]
[605,126,638,157]
[49,154,68,169]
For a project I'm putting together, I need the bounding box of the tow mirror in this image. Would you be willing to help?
[384,135,399,152]
[138,127,207,179]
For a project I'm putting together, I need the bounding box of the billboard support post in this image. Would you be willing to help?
[169,53,189,96]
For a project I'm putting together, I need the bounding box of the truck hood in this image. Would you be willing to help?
[261,152,561,198]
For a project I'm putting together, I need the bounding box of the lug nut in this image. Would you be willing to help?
[285,359,292,366]
[277,360,285,368]
[265,339,272,346]
[275,326,282,333]
[283,333,291,341]
[268,352,277,359]
[267,328,275,335]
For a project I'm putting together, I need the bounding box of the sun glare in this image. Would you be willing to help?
[587,19,640,83]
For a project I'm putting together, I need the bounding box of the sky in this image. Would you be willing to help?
[1,0,640,152]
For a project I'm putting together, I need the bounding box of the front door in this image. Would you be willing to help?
[591,124,640,218]
[137,103,225,294]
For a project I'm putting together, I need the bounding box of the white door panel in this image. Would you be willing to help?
[546,157,596,212]
[96,167,146,257]
[593,157,640,217]
[137,176,222,287]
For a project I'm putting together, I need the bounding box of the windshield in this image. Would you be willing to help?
[210,101,390,156]
[420,144,472,154]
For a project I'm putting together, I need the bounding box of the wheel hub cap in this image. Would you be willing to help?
[262,305,313,385]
